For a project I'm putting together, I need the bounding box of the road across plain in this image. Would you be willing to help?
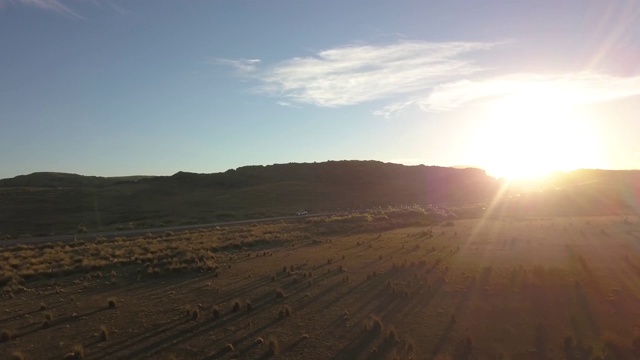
[0,212,338,248]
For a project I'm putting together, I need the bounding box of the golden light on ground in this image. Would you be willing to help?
[467,92,606,180]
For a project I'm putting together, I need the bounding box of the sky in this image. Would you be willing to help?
[1,0,640,180]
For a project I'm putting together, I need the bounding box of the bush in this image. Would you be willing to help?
[64,344,84,360]
[407,340,415,353]
[191,308,200,320]
[386,326,398,343]
[1,329,15,342]
[368,316,383,334]
[100,325,109,341]
[212,306,221,318]
[267,337,279,355]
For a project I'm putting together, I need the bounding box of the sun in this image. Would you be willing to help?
[467,93,605,180]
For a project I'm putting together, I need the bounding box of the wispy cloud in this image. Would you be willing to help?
[220,40,640,117]
[371,99,420,118]
[258,41,498,107]
[5,0,85,18]
[276,101,301,109]
[213,58,261,74]
[421,73,640,111]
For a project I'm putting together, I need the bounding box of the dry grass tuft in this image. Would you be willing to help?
[100,325,109,341]
[267,337,279,355]
[11,351,26,360]
[212,306,221,318]
[191,308,200,320]
[368,315,383,334]
[64,344,84,360]
[407,340,415,353]
[1,329,16,342]
[386,326,398,343]
[232,300,241,312]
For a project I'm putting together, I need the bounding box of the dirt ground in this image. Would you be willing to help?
[2,215,640,359]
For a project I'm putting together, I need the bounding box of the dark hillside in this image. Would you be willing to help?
[0,172,152,189]
[1,161,638,239]
[0,161,496,238]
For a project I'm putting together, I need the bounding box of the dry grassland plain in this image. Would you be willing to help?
[2,212,640,360]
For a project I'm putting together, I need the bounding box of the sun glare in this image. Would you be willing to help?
[467,92,605,180]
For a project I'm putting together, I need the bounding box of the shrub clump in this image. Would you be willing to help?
[386,326,398,343]
[63,344,84,360]
[366,315,383,334]
[267,337,279,355]
[191,308,200,320]
[11,351,26,360]
[212,306,221,318]
[1,329,16,342]
[232,300,241,312]
[407,340,415,353]
[100,325,109,341]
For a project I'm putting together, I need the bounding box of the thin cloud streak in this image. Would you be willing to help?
[259,41,498,107]
[276,101,301,109]
[372,99,419,118]
[422,73,640,111]
[213,58,261,74]
[6,0,85,18]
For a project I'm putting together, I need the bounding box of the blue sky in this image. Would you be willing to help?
[1,0,639,179]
